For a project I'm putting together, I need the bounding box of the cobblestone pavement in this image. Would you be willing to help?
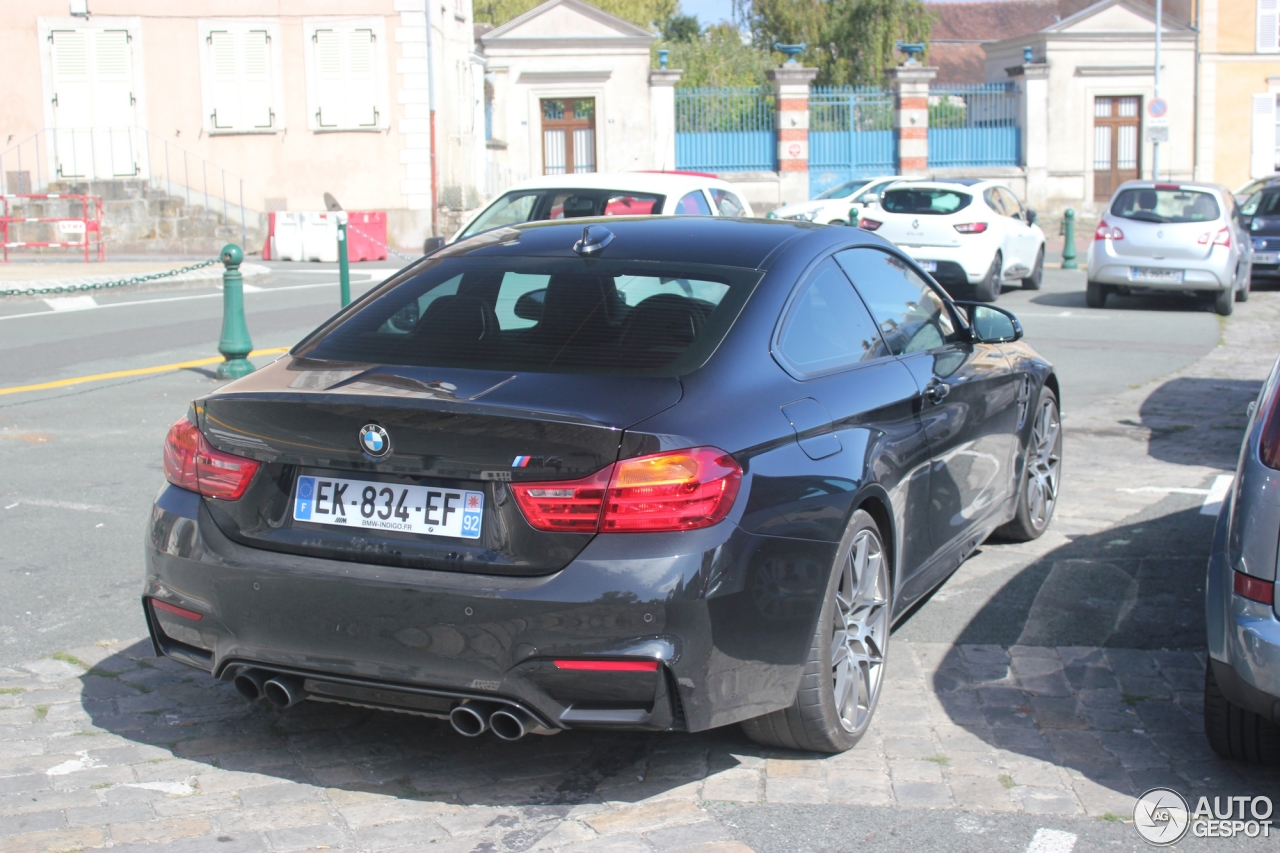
[2,293,1280,852]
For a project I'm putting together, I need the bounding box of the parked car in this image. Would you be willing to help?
[1205,354,1280,765]
[1239,180,1280,284]
[144,216,1060,754]
[1086,181,1251,315]
[449,172,753,243]
[857,180,1046,302]
[1235,174,1279,204]
[767,175,909,225]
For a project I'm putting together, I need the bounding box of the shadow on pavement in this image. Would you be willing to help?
[1028,287,1218,313]
[1135,376,1259,469]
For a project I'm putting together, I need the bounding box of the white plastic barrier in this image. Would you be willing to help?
[267,212,339,262]
[269,212,305,262]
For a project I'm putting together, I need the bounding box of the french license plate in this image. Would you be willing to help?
[1255,252,1278,264]
[918,260,938,272]
[293,475,483,539]
[1130,267,1183,283]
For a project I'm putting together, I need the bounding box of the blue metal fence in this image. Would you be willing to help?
[675,87,776,172]
[808,86,896,197]
[927,83,1020,169]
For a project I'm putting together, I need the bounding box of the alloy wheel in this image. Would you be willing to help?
[831,527,889,734]
[1025,395,1062,530]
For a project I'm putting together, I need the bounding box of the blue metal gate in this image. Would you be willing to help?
[808,86,896,197]
[675,87,776,173]
[927,83,1020,168]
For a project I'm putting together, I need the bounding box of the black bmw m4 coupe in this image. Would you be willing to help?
[145,216,1061,753]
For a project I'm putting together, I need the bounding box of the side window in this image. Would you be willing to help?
[494,273,551,330]
[835,248,957,356]
[675,190,713,216]
[776,258,887,376]
[710,188,745,217]
[983,188,1007,216]
[997,187,1024,219]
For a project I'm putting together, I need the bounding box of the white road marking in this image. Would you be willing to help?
[1200,473,1234,516]
[0,281,351,322]
[46,750,104,776]
[43,295,98,312]
[1117,486,1211,495]
[1024,828,1078,853]
[3,502,17,509]
[1015,311,1112,319]
[126,779,195,796]
[11,497,123,514]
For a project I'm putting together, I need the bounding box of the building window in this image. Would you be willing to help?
[1093,96,1141,200]
[304,18,387,131]
[198,20,281,134]
[1261,0,1279,53]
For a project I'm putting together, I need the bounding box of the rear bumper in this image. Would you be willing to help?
[898,244,989,283]
[1206,547,1280,723]
[143,484,837,733]
[1086,243,1232,290]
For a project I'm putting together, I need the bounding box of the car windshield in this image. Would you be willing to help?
[1110,188,1221,224]
[1241,189,1280,217]
[882,189,972,215]
[295,256,761,376]
[457,189,667,240]
[814,180,869,201]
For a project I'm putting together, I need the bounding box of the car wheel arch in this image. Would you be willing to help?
[849,487,897,596]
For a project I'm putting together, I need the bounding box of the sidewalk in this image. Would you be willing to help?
[0,261,271,296]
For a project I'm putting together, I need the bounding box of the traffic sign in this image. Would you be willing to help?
[1149,98,1168,119]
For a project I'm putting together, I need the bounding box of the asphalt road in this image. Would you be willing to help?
[0,260,1226,663]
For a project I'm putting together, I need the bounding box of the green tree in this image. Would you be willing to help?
[474,0,677,28]
[734,0,934,85]
[661,11,702,41]
[657,22,778,88]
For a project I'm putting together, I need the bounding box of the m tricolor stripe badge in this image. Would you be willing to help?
[512,456,532,467]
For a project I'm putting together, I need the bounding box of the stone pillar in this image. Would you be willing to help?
[649,68,683,172]
[1008,62,1049,209]
[767,65,819,203]
[885,61,938,176]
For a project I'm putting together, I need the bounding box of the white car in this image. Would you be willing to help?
[450,172,754,243]
[766,175,910,225]
[858,180,1046,302]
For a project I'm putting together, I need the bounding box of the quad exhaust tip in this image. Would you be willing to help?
[489,707,537,741]
[449,702,493,737]
[263,675,307,710]
[233,668,271,702]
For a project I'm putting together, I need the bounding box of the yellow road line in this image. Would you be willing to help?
[0,348,290,397]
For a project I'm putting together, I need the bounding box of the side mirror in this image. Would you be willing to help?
[1025,209,1037,226]
[954,301,1023,343]
[514,288,546,321]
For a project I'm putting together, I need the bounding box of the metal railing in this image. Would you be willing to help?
[927,83,1021,169]
[808,86,897,196]
[0,127,256,245]
[675,86,776,173]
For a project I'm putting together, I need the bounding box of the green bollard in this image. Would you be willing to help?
[1061,209,1079,270]
[337,211,351,307]
[216,244,255,380]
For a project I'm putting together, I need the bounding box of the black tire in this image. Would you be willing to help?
[1237,275,1250,302]
[1021,247,1044,290]
[741,510,890,754]
[975,252,1002,302]
[1214,286,1234,316]
[1204,662,1280,765]
[995,387,1061,542]
[1085,280,1107,308]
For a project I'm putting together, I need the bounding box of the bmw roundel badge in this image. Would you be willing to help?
[359,424,391,458]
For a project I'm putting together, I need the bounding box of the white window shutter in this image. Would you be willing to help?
[1260,0,1279,52]
[346,29,378,127]
[208,30,239,129]
[242,30,273,129]
[50,30,92,128]
[314,29,345,128]
[1252,93,1277,178]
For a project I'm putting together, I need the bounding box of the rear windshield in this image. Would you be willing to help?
[295,257,761,376]
[882,189,972,215]
[1110,188,1221,223]
[457,190,666,240]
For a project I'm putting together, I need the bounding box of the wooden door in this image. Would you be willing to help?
[541,98,596,175]
[1093,96,1141,200]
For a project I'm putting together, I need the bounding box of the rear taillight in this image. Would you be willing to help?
[1234,571,1275,606]
[163,417,261,500]
[151,599,203,621]
[858,218,882,231]
[1258,393,1280,470]
[507,467,610,532]
[1197,227,1231,247]
[510,447,742,534]
[1094,221,1124,241]
[954,222,988,234]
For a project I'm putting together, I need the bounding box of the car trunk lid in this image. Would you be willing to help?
[1111,218,1216,261]
[871,213,963,249]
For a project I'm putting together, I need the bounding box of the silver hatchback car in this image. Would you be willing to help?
[1206,355,1280,764]
[1086,181,1252,316]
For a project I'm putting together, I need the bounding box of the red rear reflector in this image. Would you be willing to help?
[954,222,988,234]
[511,447,742,534]
[858,218,882,231]
[164,417,261,501]
[1233,571,1275,606]
[553,659,659,671]
[151,599,203,621]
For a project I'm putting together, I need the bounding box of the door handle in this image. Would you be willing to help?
[926,382,950,404]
